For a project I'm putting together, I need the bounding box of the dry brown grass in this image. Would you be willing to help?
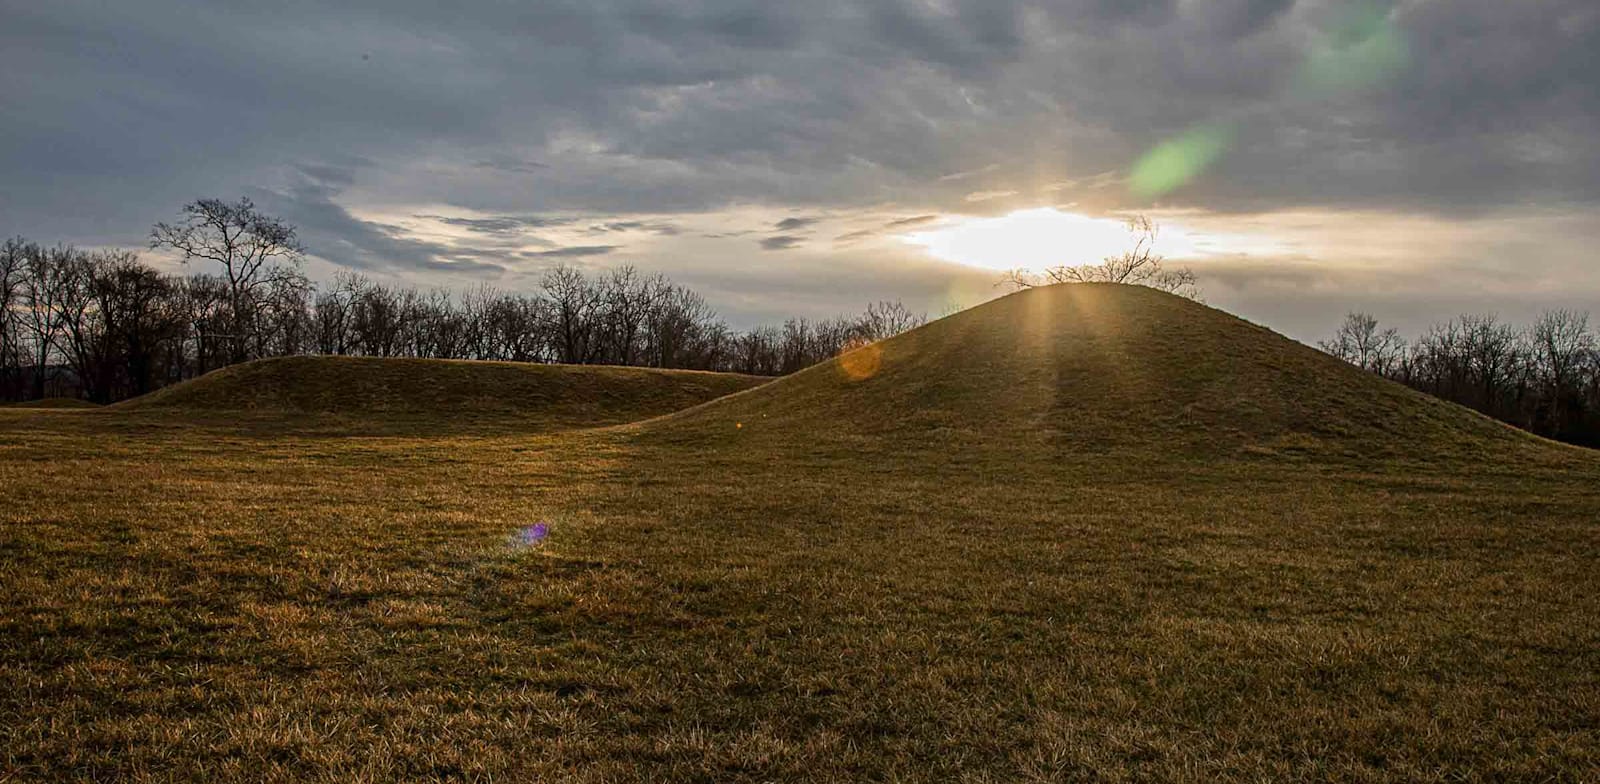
[3,285,1598,782]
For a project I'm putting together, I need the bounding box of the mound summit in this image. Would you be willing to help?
[651,283,1546,462]
[119,355,768,428]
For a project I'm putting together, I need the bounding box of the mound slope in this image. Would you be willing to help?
[649,283,1549,461]
[119,355,768,428]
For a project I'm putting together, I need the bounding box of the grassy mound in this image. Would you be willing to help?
[2,397,100,409]
[649,283,1544,462]
[118,355,767,429]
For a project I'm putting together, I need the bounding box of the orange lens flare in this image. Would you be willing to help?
[837,341,883,382]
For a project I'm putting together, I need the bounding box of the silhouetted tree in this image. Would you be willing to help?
[46,250,185,402]
[734,325,781,375]
[1009,215,1199,299]
[1320,312,1407,375]
[91,253,184,399]
[543,265,603,364]
[49,249,104,401]
[150,198,305,362]
[856,300,924,341]
[644,284,716,369]
[19,243,75,398]
[0,238,29,399]
[597,266,660,365]
[179,275,232,377]
[1530,309,1596,441]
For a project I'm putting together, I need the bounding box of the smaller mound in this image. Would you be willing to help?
[3,397,102,409]
[118,356,768,429]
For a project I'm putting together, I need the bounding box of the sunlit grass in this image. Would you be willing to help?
[3,286,1598,781]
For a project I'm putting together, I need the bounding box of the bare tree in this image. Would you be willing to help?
[19,244,77,398]
[855,300,925,342]
[150,198,305,362]
[1008,215,1199,299]
[1530,309,1594,437]
[347,278,415,357]
[484,291,551,363]
[49,249,102,400]
[91,253,183,398]
[0,238,29,399]
[644,284,714,369]
[542,265,603,364]
[48,250,184,402]
[409,289,470,359]
[253,269,313,358]
[1531,310,1593,394]
[178,275,231,376]
[1460,313,1527,414]
[1320,312,1407,375]
[312,272,363,356]
[458,284,499,361]
[734,325,781,375]
[598,266,661,365]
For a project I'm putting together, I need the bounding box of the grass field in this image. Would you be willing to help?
[3,284,1598,782]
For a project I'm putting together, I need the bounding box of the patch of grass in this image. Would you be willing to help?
[3,285,1598,781]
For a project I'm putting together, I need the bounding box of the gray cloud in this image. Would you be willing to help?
[836,214,941,243]
[421,215,574,236]
[586,221,680,236]
[249,172,507,278]
[1,0,1596,326]
[775,217,820,231]
[471,156,547,174]
[760,236,804,251]
[10,0,1592,235]
[885,215,940,229]
[527,245,621,259]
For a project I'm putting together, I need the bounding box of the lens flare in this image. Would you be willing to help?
[1129,122,1234,198]
[1124,5,1408,200]
[1298,4,1409,95]
[512,523,549,548]
[838,341,883,382]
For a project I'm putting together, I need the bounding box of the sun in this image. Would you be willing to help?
[902,208,1192,273]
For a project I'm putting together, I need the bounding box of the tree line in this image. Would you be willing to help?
[1321,310,1600,447]
[2,199,924,404]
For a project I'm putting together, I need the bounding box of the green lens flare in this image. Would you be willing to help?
[1298,4,1409,94]
[1128,123,1233,198]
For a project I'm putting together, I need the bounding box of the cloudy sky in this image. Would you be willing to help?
[4,0,1597,340]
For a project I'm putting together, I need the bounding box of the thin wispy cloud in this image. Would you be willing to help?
[760,236,805,252]
[422,215,574,236]
[527,245,621,259]
[775,217,820,231]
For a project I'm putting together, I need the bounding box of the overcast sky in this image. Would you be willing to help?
[3,0,1597,340]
